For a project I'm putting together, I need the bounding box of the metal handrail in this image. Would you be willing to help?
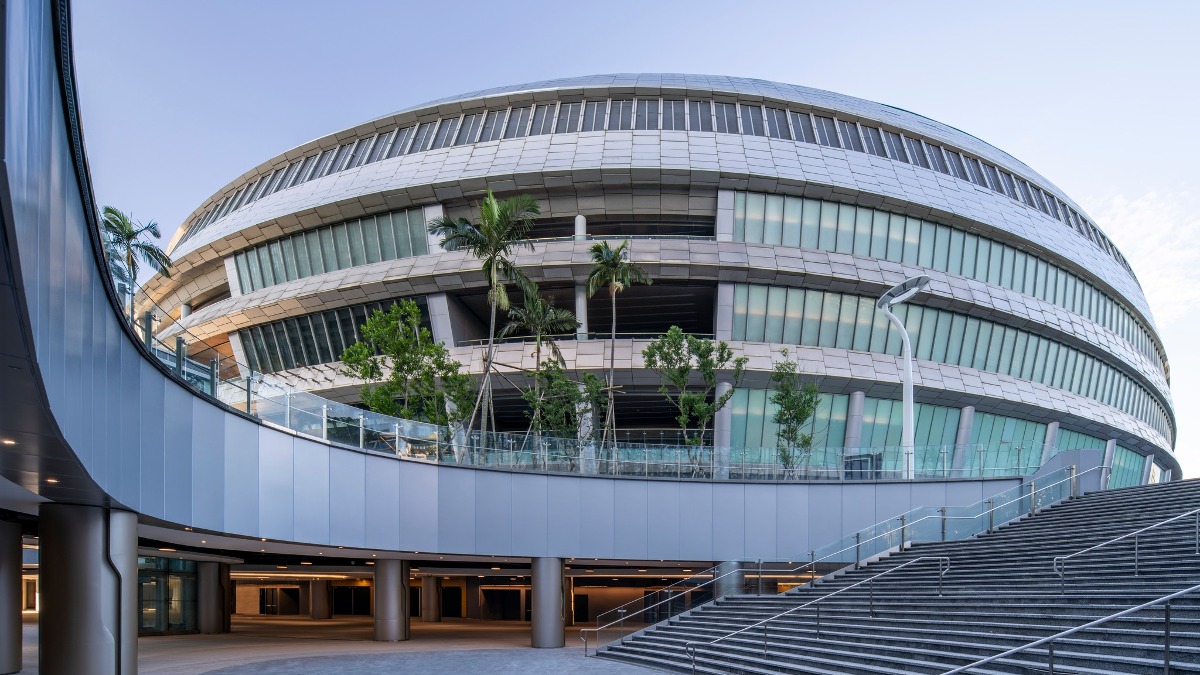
[1054,506,1200,590]
[579,464,1097,657]
[940,582,1200,674]
[685,557,951,674]
[580,562,749,656]
[593,561,725,629]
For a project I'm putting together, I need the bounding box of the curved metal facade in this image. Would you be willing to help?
[146,74,1178,479]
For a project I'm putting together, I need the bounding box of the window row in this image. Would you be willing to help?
[1110,445,1146,489]
[733,192,1166,376]
[180,96,1130,278]
[730,283,1173,442]
[731,391,1054,474]
[232,208,427,293]
[238,297,430,375]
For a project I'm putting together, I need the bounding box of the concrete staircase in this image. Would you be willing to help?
[597,478,1200,674]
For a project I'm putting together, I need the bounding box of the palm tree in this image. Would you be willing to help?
[499,286,579,437]
[101,206,172,324]
[427,189,540,436]
[585,240,652,451]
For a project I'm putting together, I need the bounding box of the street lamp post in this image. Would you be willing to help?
[876,275,932,480]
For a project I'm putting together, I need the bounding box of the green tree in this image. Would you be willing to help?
[499,286,579,434]
[642,325,748,456]
[520,360,605,469]
[585,240,652,447]
[769,348,822,478]
[340,300,474,458]
[428,190,540,437]
[101,206,172,322]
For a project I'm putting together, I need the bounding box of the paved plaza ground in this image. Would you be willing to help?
[20,614,653,674]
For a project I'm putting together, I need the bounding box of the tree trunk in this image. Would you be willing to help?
[607,290,617,463]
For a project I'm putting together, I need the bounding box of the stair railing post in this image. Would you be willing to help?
[939,508,947,542]
[1165,600,1172,673]
[815,602,821,639]
[174,336,185,376]
[1070,464,1078,498]
[987,499,994,533]
[358,413,365,448]
[900,515,907,549]
[757,559,763,596]
[245,374,253,414]
[1029,480,1037,516]
[321,405,328,440]
[869,576,874,617]
[1048,640,1055,674]
[284,392,291,430]
[855,532,861,567]
[208,358,218,397]
[142,311,154,350]
[1135,534,1140,576]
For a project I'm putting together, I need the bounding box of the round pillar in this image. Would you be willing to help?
[374,559,410,641]
[0,520,21,674]
[420,576,441,622]
[310,579,332,620]
[714,560,744,599]
[531,557,564,648]
[39,505,137,675]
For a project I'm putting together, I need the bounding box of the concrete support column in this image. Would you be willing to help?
[530,557,564,648]
[426,292,455,348]
[951,405,975,471]
[420,576,442,622]
[0,521,21,675]
[374,559,410,641]
[843,391,866,450]
[1040,422,1059,468]
[574,214,587,241]
[714,381,733,480]
[714,560,744,599]
[714,282,734,341]
[423,203,446,252]
[223,256,243,296]
[39,505,137,675]
[179,302,192,319]
[1102,440,1117,489]
[715,190,735,242]
[575,285,589,339]
[310,580,332,620]
[465,576,482,619]
[197,562,232,634]
[1141,452,1156,485]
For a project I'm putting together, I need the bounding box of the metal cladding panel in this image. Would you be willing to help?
[776,486,810,556]
[221,415,260,537]
[139,359,170,514]
[363,454,401,551]
[840,485,876,539]
[870,483,912,530]
[578,478,617,559]
[437,467,476,554]
[645,480,682,560]
[508,473,549,557]
[677,482,715,561]
[162,383,195,524]
[743,483,779,561]
[292,437,331,545]
[398,460,438,553]
[545,476,582,558]
[806,483,843,552]
[257,428,294,541]
[327,448,365,549]
[189,400,226,532]
[613,480,650,560]
[474,470,513,557]
[712,483,747,560]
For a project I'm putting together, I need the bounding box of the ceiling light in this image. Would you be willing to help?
[277,566,287,569]
[158,548,176,552]
[638,569,647,572]
[366,561,374,565]
[201,540,206,544]
[491,566,501,571]
[45,478,59,484]
[300,562,312,565]
[1,440,15,446]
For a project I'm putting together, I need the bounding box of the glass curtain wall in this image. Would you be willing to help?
[730,283,1171,442]
[233,207,428,293]
[238,296,430,374]
[1053,428,1106,456]
[732,192,1165,375]
[1110,445,1146,488]
[966,412,1046,476]
[138,557,197,635]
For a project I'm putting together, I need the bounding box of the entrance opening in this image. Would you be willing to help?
[442,586,463,618]
[332,586,371,616]
[481,589,522,620]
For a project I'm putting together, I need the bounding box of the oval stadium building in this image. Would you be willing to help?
[143,73,1178,485]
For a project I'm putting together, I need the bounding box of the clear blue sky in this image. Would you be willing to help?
[72,0,1200,473]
